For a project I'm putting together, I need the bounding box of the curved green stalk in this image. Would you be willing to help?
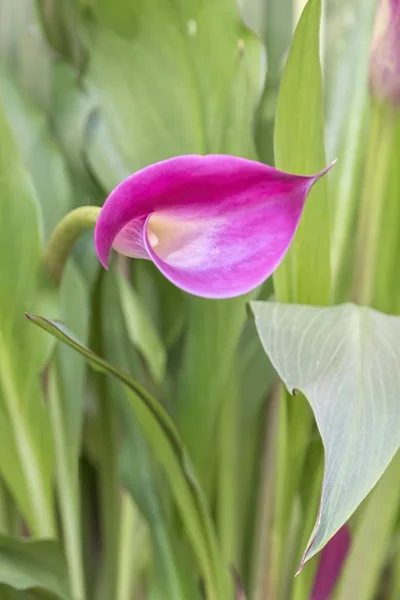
[42,206,100,285]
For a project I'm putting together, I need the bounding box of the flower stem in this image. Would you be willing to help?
[250,384,288,600]
[217,373,240,566]
[352,103,397,305]
[91,276,119,600]
[96,383,120,600]
[116,493,149,600]
[42,206,100,285]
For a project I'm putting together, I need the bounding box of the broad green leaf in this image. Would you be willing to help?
[251,301,400,566]
[86,0,263,172]
[0,536,71,599]
[27,313,233,600]
[0,66,71,241]
[0,101,55,535]
[273,0,330,305]
[116,271,166,384]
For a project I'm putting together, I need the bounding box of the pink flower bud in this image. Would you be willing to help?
[369,0,400,106]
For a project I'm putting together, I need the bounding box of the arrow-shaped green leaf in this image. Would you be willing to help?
[251,301,400,568]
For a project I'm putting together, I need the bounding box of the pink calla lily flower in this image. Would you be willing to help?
[95,154,333,299]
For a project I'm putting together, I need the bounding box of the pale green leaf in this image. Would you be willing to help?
[251,301,400,566]
[0,536,71,599]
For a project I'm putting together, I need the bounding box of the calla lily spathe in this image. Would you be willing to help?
[95,154,332,298]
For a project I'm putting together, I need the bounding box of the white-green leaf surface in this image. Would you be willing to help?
[251,301,400,566]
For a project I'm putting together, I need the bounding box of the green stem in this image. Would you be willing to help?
[92,276,120,600]
[48,364,86,600]
[250,384,288,600]
[96,390,120,600]
[217,373,240,566]
[116,493,148,600]
[352,103,397,305]
[42,206,100,285]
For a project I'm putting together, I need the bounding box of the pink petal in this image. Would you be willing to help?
[94,154,332,299]
[311,527,351,600]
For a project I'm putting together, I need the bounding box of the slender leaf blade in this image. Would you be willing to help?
[273,0,330,305]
